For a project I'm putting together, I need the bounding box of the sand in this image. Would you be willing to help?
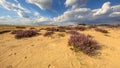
[0,26,120,68]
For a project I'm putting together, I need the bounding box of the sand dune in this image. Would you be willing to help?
[0,26,120,68]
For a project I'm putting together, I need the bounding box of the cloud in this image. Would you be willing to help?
[93,2,111,16]
[52,2,120,25]
[65,0,87,9]
[17,10,30,18]
[26,0,52,10]
[0,1,120,25]
[14,0,19,3]
[34,12,40,17]
[0,0,30,18]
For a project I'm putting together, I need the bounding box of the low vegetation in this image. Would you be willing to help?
[68,33,101,56]
[0,30,11,34]
[88,25,97,29]
[58,33,65,37]
[15,26,26,29]
[95,28,108,33]
[67,30,80,35]
[11,29,38,39]
[44,31,54,37]
[75,26,87,31]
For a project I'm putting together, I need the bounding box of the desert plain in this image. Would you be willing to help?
[0,25,120,68]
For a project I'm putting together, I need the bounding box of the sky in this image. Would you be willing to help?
[0,0,120,25]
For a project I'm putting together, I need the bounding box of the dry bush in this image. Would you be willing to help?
[16,26,26,29]
[0,30,11,34]
[46,27,58,31]
[30,27,36,29]
[58,33,65,37]
[58,26,73,30]
[68,33,101,56]
[95,28,108,33]
[46,27,66,32]
[88,25,97,29]
[44,31,54,37]
[75,26,87,31]
[67,30,80,35]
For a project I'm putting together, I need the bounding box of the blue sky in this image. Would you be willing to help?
[0,0,120,25]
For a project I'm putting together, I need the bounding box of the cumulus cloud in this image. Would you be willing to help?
[0,1,120,25]
[65,0,87,9]
[52,2,120,25]
[0,0,30,18]
[26,0,52,10]
[93,2,111,16]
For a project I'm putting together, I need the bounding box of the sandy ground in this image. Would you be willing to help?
[0,26,120,68]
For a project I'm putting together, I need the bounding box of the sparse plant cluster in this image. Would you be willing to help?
[11,29,38,39]
[46,27,66,32]
[11,30,23,34]
[68,33,101,56]
[0,30,11,34]
[67,30,80,35]
[58,26,73,30]
[95,28,108,33]
[88,25,97,29]
[75,26,87,31]
[58,33,65,37]
[44,31,54,37]
[46,27,57,31]
[30,27,36,29]
[15,26,26,29]
[98,24,120,28]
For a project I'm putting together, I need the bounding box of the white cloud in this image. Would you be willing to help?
[109,12,120,17]
[0,0,30,18]
[34,12,40,17]
[0,1,120,25]
[93,2,111,16]
[26,0,52,10]
[52,2,120,25]
[14,0,19,3]
[65,0,87,9]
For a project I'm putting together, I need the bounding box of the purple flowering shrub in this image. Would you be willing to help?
[68,33,101,56]
[11,29,38,39]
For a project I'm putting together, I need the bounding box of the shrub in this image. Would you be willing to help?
[46,27,58,31]
[68,33,101,56]
[65,26,73,30]
[58,26,66,29]
[78,23,87,26]
[44,31,54,37]
[30,27,35,29]
[57,28,66,32]
[58,33,65,37]
[46,27,66,32]
[58,26,74,30]
[0,30,11,34]
[88,25,97,29]
[95,28,108,33]
[67,30,80,35]
[11,30,23,34]
[16,26,26,29]
[11,29,38,39]
[75,26,86,31]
